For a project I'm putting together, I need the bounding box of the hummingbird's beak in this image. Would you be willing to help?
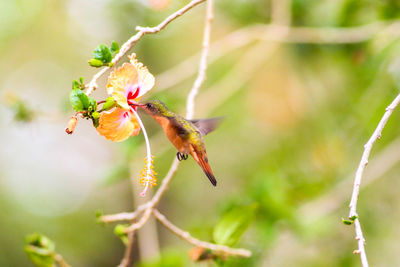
[129,101,145,107]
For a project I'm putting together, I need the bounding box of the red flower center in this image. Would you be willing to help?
[127,85,140,110]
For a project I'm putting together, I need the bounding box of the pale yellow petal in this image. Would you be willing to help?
[96,108,140,142]
[107,63,139,109]
[128,53,155,97]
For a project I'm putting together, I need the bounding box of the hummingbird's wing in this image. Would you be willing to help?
[189,117,224,136]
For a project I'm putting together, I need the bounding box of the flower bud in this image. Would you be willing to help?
[65,116,78,134]
[88,58,104,68]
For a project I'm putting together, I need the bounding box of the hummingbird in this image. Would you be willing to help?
[132,100,222,186]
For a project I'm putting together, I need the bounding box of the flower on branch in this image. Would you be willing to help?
[96,54,155,142]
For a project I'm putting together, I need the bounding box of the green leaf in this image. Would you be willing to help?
[24,234,56,267]
[95,209,106,225]
[88,58,104,68]
[93,44,112,63]
[70,89,89,112]
[350,215,358,221]
[79,77,84,84]
[95,209,103,219]
[114,224,130,245]
[72,80,80,90]
[110,41,120,54]
[342,215,357,225]
[101,97,116,111]
[342,218,353,225]
[213,204,258,246]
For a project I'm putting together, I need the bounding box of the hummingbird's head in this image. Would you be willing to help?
[135,100,170,117]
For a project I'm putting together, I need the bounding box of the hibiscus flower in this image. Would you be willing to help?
[96,53,155,142]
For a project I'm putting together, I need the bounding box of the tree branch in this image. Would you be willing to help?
[271,0,291,26]
[152,209,251,258]
[186,0,213,119]
[117,231,136,267]
[348,93,400,267]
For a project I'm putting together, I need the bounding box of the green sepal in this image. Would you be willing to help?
[213,203,258,246]
[88,58,104,68]
[92,111,100,127]
[87,97,97,113]
[70,89,89,112]
[114,224,130,245]
[93,44,112,63]
[101,97,116,111]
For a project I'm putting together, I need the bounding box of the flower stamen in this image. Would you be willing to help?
[132,109,157,196]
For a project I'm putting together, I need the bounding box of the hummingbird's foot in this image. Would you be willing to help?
[176,152,188,161]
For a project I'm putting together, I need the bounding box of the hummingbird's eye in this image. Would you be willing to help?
[146,103,152,109]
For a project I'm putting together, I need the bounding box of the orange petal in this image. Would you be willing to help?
[107,63,139,109]
[96,108,140,142]
[128,53,155,97]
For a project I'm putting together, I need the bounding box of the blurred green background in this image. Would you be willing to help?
[3,0,400,266]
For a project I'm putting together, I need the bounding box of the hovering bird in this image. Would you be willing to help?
[132,100,222,186]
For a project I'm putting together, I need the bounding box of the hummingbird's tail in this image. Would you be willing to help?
[189,145,217,186]
[200,160,217,186]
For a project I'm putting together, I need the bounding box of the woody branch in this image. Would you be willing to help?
[347,93,400,267]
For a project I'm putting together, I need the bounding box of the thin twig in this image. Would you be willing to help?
[348,93,400,267]
[125,207,153,233]
[117,231,136,267]
[256,22,391,44]
[300,137,400,221]
[271,0,291,26]
[152,209,251,257]
[101,204,150,223]
[85,0,206,96]
[186,0,213,119]
[54,254,72,267]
